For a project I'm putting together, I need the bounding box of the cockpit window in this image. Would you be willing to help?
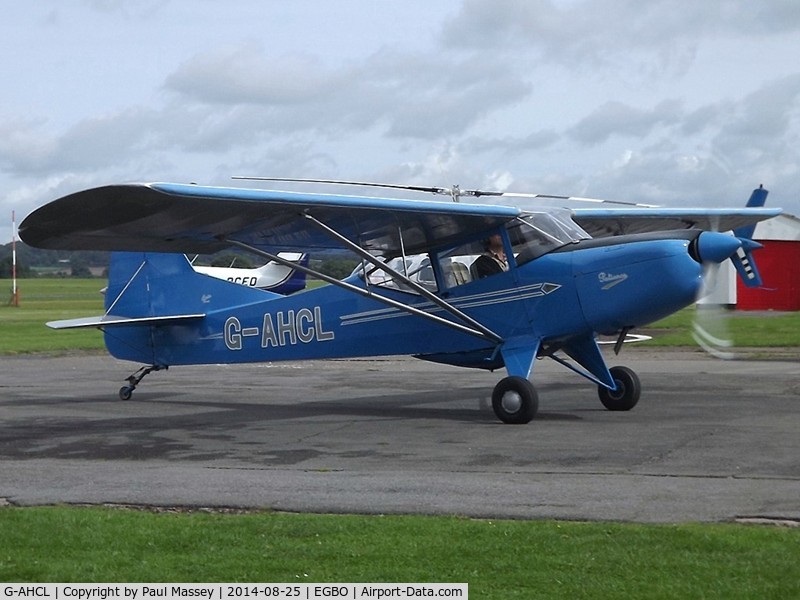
[437,240,485,288]
[509,209,591,266]
[352,209,589,292]
[358,256,438,293]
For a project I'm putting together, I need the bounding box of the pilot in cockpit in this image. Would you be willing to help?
[470,234,509,279]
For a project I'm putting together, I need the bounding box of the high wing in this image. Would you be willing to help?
[573,207,781,238]
[20,183,520,256]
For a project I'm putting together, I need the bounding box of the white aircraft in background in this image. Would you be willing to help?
[192,253,307,293]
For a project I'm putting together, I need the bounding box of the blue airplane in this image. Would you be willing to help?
[19,183,779,423]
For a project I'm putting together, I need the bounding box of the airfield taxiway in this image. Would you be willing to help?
[1,350,798,523]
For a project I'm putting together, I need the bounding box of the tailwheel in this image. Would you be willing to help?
[118,365,166,401]
[492,376,538,424]
[598,366,641,411]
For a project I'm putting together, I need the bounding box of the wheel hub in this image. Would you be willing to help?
[608,380,626,400]
[501,391,523,414]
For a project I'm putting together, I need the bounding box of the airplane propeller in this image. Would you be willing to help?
[691,223,741,360]
[693,268,736,359]
[691,185,771,359]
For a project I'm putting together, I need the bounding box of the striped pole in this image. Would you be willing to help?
[11,210,19,306]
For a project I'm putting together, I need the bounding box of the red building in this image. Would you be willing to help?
[737,214,800,311]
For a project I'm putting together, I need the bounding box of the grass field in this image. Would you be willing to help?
[0,278,105,354]
[1,507,798,597]
[640,306,800,347]
[2,279,799,593]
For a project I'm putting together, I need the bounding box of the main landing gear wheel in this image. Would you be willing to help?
[598,366,641,411]
[492,376,538,424]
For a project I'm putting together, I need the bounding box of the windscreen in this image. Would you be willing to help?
[509,209,591,265]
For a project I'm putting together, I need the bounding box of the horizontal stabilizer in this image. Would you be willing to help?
[47,313,205,330]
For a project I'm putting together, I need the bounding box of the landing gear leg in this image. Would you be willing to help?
[492,376,538,424]
[119,365,167,400]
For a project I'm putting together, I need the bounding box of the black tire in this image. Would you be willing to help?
[492,376,538,424]
[119,386,133,401]
[598,366,641,411]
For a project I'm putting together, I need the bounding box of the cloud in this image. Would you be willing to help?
[0,118,58,173]
[568,100,684,144]
[0,107,167,176]
[445,0,800,48]
[364,51,532,138]
[81,0,169,18]
[461,129,560,156]
[715,73,800,141]
[163,44,532,141]
[441,0,800,77]
[166,45,339,106]
[486,71,800,209]
[4,0,800,234]
[707,74,800,190]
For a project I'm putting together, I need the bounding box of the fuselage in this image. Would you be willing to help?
[103,229,706,369]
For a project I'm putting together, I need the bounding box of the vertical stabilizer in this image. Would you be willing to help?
[733,185,768,240]
[103,252,277,364]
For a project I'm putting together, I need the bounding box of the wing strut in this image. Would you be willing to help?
[225,239,502,344]
[300,211,503,343]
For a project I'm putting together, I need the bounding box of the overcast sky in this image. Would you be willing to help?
[3,0,799,243]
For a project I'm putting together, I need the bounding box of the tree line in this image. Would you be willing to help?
[0,242,358,280]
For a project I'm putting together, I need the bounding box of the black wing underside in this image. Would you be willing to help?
[20,183,521,257]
